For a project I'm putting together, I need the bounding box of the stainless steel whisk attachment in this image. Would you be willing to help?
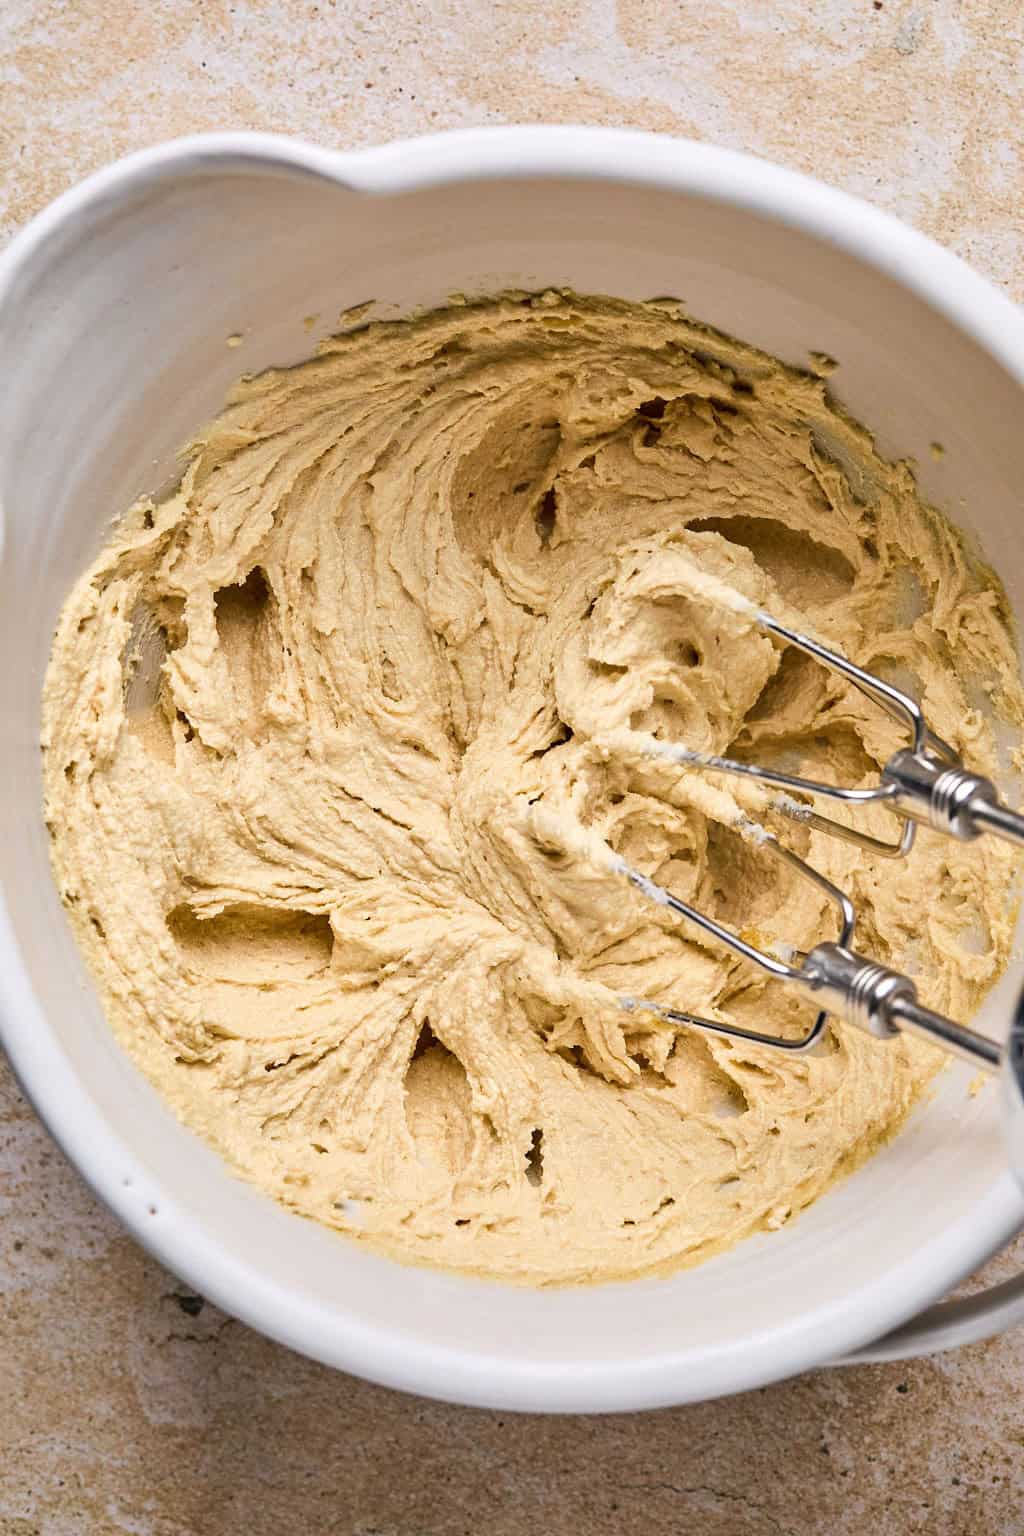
[612,610,1024,1180]
[650,611,1024,861]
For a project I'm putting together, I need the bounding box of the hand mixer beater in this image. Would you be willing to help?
[601,608,1024,1184]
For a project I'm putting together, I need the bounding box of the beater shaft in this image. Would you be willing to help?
[887,992,1002,1070]
[800,941,1001,1070]
[883,749,1024,846]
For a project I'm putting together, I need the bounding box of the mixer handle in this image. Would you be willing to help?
[1003,986,1024,1191]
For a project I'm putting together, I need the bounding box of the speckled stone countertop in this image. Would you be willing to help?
[3,3,1024,1532]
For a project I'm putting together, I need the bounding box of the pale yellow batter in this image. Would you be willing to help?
[42,292,1024,1284]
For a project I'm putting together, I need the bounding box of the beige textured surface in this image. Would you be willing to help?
[3,1,1024,1531]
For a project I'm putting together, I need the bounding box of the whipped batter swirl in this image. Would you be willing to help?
[43,293,1023,1283]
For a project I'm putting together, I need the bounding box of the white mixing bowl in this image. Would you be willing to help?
[2,126,1024,1412]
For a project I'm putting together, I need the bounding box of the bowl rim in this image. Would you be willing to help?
[2,123,1024,1412]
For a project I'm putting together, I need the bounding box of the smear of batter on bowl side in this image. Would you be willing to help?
[42,291,1024,1284]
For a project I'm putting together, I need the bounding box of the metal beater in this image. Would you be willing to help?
[609,610,1024,1181]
